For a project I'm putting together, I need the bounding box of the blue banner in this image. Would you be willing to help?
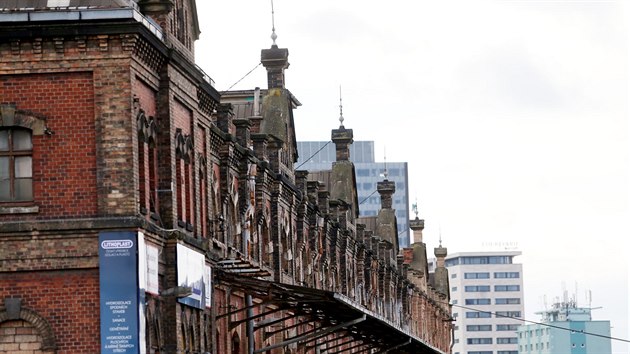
[99,231,140,354]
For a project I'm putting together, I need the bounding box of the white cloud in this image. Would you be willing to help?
[195,0,629,351]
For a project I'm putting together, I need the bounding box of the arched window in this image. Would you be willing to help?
[175,129,194,230]
[231,331,240,354]
[216,329,221,354]
[0,306,56,352]
[261,221,271,267]
[0,127,33,202]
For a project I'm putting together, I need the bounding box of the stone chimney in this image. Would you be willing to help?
[410,217,424,243]
[332,126,353,161]
[216,103,233,134]
[433,244,449,300]
[251,134,268,162]
[261,45,289,89]
[233,118,251,148]
[407,241,428,292]
[260,46,291,144]
[295,170,309,196]
[330,125,358,221]
[375,180,398,250]
[377,180,395,209]
[249,87,263,133]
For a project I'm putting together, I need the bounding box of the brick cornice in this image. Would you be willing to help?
[0,216,182,238]
[0,20,220,106]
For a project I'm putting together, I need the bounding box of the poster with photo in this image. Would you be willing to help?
[146,244,159,295]
[176,244,204,309]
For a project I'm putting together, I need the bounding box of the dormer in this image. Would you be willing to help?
[138,0,200,61]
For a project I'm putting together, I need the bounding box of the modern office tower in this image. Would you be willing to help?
[430,251,524,354]
[517,300,611,354]
[297,141,411,247]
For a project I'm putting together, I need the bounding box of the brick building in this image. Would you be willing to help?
[0,1,452,353]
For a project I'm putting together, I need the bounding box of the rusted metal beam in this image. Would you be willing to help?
[262,317,318,338]
[216,300,278,320]
[255,312,300,332]
[319,335,356,352]
[372,339,411,354]
[327,341,371,354]
[229,307,285,329]
[254,316,366,353]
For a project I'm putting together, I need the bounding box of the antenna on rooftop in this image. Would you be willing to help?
[575,281,579,307]
[562,281,568,304]
[339,85,344,128]
[270,0,278,45]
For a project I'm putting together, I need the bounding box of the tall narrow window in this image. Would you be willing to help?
[175,129,194,230]
[199,156,207,238]
[0,128,33,202]
[137,110,159,219]
[137,111,148,214]
[148,140,158,215]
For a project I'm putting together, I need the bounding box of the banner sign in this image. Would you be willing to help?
[145,243,159,295]
[176,244,205,309]
[99,231,139,354]
[137,234,148,354]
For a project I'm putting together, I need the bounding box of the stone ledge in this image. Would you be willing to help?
[0,205,39,214]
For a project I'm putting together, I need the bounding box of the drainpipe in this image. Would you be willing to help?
[253,87,260,116]
[246,86,261,354]
[244,223,255,354]
[247,294,254,354]
[450,320,455,353]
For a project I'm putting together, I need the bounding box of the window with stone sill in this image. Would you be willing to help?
[0,127,33,203]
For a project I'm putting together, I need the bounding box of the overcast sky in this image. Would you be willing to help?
[195,1,629,352]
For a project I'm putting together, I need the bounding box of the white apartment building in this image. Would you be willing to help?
[431,251,524,354]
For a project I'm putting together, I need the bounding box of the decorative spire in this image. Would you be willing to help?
[439,223,443,247]
[270,0,277,46]
[412,198,419,219]
[339,85,344,128]
[381,147,388,180]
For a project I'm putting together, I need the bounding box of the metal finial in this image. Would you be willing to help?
[439,224,443,247]
[270,0,277,45]
[412,198,419,218]
[383,147,388,180]
[339,85,344,127]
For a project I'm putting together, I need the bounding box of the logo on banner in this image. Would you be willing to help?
[101,240,134,249]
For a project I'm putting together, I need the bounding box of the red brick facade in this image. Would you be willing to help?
[0,270,100,353]
[0,72,97,220]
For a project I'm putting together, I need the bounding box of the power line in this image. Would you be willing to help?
[451,303,630,343]
[225,62,262,91]
[295,141,331,169]
[359,189,378,205]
